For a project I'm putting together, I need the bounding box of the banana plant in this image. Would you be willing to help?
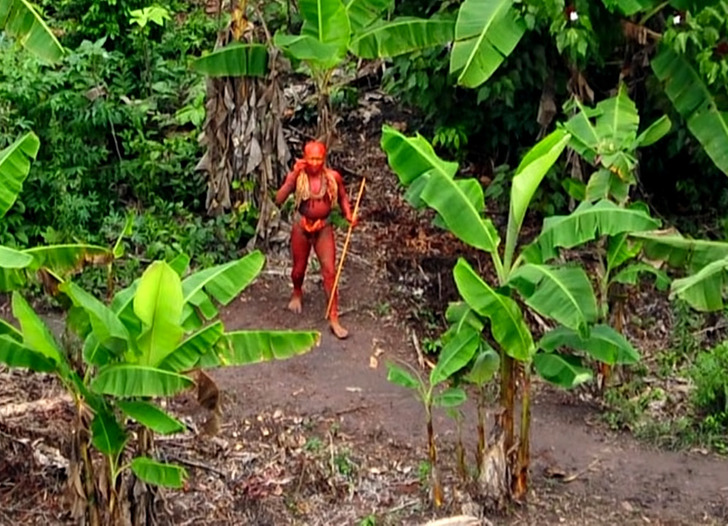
[271,0,454,139]
[386,310,495,508]
[0,0,65,62]
[0,250,319,525]
[381,123,651,505]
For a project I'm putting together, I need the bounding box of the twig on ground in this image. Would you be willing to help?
[563,457,602,483]
[166,456,227,479]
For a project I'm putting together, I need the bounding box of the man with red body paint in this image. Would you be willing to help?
[275,141,358,339]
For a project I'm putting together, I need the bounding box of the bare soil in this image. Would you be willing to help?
[1,94,728,525]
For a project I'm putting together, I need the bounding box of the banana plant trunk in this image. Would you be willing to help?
[198,4,291,247]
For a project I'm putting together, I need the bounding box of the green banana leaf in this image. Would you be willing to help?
[504,129,571,270]
[181,250,264,327]
[539,324,640,365]
[0,132,39,218]
[0,333,56,372]
[629,231,728,273]
[464,347,500,385]
[0,317,22,341]
[345,0,392,33]
[0,245,32,268]
[380,124,458,187]
[300,0,351,47]
[670,256,728,312]
[192,43,268,77]
[0,0,64,62]
[11,292,63,364]
[509,264,598,337]
[91,364,194,398]
[90,409,127,456]
[420,171,500,254]
[430,326,480,385]
[449,0,525,88]
[348,17,454,59]
[606,233,641,272]
[634,115,672,148]
[60,281,131,356]
[201,330,320,367]
[433,387,467,408]
[537,200,661,260]
[653,47,728,176]
[453,258,534,361]
[445,301,485,334]
[134,261,185,367]
[158,321,225,372]
[117,400,186,435]
[386,362,421,390]
[130,457,187,489]
[533,352,592,389]
[22,244,113,272]
[273,33,347,69]
[612,262,670,290]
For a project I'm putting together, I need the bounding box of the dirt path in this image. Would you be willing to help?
[212,252,728,525]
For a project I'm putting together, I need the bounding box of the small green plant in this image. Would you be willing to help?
[690,341,728,427]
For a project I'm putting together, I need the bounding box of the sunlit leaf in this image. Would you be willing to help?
[117,400,185,435]
[430,327,479,385]
[0,0,65,62]
[433,387,467,408]
[130,457,188,489]
[539,324,640,365]
[386,362,421,390]
[534,352,592,389]
[90,408,127,456]
[91,365,193,398]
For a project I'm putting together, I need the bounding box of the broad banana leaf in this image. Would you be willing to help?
[349,17,454,59]
[634,115,672,148]
[670,256,728,311]
[386,362,421,390]
[273,33,347,69]
[0,0,64,62]
[300,0,351,46]
[430,326,479,385]
[60,281,131,356]
[182,250,264,308]
[380,124,458,186]
[134,261,185,367]
[606,233,641,272]
[158,321,225,372]
[0,333,56,372]
[200,329,320,367]
[11,292,63,364]
[464,347,499,385]
[445,301,485,334]
[0,245,32,268]
[453,258,535,361]
[653,47,728,176]
[0,317,21,341]
[345,0,392,33]
[612,262,670,290]
[22,244,112,272]
[539,324,640,365]
[538,200,660,260]
[533,352,592,389]
[130,457,187,489]
[90,410,127,456]
[91,364,194,398]
[117,400,185,435]
[0,132,39,218]
[192,43,268,78]
[504,129,571,271]
[449,0,525,88]
[421,171,501,254]
[433,387,467,408]
[509,264,598,337]
[629,231,728,273]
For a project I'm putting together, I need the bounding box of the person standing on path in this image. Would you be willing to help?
[275,140,358,339]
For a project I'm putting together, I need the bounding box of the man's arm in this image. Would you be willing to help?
[333,170,356,224]
[275,160,305,206]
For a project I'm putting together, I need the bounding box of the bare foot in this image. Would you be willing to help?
[329,319,349,340]
[287,294,302,313]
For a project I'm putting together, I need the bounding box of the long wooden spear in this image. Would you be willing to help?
[325,177,366,319]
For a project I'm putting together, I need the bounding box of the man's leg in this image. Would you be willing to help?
[289,222,311,313]
[313,225,348,339]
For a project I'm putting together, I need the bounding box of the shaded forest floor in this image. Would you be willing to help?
[1,92,728,525]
